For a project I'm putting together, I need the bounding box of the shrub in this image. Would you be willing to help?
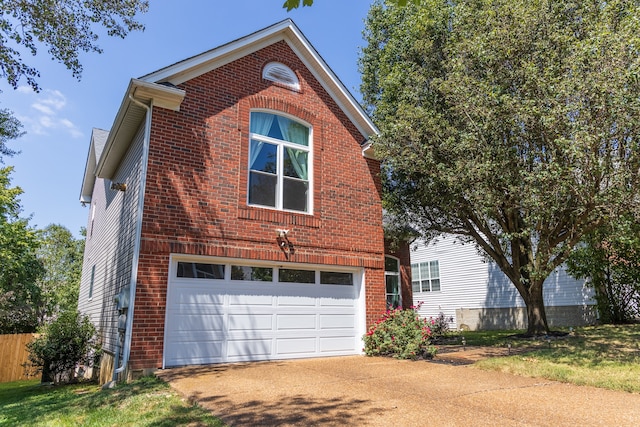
[363,307,436,360]
[429,312,454,338]
[25,311,100,384]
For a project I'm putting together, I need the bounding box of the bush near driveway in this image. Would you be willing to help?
[363,306,437,359]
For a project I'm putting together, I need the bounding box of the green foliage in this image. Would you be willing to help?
[0,107,23,161]
[567,216,640,323]
[360,0,640,334]
[25,311,100,384]
[35,224,85,324]
[282,0,420,11]
[0,166,44,333]
[0,0,148,91]
[363,307,436,359]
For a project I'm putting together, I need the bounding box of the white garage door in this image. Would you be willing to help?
[163,257,365,367]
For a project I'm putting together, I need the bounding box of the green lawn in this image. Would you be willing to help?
[459,324,640,393]
[0,375,226,426]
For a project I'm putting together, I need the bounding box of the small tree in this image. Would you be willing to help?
[567,216,640,324]
[25,311,100,384]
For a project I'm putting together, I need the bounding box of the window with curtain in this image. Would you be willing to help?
[248,111,311,213]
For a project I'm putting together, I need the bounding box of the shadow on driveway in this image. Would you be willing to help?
[157,355,640,426]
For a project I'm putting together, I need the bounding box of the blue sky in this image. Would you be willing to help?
[1,1,372,237]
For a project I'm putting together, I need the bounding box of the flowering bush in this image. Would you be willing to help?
[363,307,437,360]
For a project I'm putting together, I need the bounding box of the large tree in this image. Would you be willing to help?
[361,0,640,335]
[0,0,148,91]
[35,224,85,324]
[0,166,44,333]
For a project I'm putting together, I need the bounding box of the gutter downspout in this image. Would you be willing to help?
[113,94,153,381]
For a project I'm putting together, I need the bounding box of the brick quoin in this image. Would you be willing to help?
[129,41,386,370]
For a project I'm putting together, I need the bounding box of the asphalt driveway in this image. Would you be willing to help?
[157,355,640,426]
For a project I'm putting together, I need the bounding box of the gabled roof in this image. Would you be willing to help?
[139,19,378,144]
[80,128,110,204]
[80,19,379,203]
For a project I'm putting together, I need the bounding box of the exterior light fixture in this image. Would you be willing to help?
[110,182,127,191]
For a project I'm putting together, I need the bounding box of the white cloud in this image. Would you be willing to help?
[17,88,83,139]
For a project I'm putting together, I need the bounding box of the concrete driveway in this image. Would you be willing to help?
[157,355,640,426]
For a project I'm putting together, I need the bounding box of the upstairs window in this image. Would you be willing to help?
[248,112,311,213]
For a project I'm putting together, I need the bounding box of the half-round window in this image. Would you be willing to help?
[262,62,300,91]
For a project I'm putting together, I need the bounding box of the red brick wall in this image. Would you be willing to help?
[385,239,413,310]
[129,41,385,370]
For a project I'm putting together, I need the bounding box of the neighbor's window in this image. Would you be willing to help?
[385,256,401,309]
[231,266,273,281]
[411,261,440,292]
[248,111,311,213]
[177,262,225,279]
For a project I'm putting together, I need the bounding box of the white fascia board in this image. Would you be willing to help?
[139,20,295,85]
[95,79,185,179]
[79,137,96,203]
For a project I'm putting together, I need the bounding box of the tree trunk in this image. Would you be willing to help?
[520,279,550,336]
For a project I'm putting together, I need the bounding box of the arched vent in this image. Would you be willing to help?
[262,62,300,91]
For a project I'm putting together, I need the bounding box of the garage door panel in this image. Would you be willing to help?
[320,336,356,353]
[229,294,273,306]
[165,340,224,366]
[277,295,316,306]
[277,314,316,330]
[320,296,356,307]
[277,337,317,355]
[320,314,355,330]
[228,314,273,331]
[172,285,225,306]
[227,339,272,358]
[167,314,225,332]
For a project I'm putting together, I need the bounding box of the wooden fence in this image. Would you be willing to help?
[0,334,38,383]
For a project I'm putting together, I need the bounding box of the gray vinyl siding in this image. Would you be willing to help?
[78,124,145,353]
[410,236,595,328]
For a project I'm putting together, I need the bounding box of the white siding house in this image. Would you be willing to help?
[411,235,597,330]
[78,126,145,360]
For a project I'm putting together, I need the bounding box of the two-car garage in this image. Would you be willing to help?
[163,256,365,367]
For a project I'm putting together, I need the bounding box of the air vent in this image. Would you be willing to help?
[263,62,300,91]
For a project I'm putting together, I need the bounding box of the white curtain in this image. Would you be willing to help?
[276,115,309,180]
[249,112,275,168]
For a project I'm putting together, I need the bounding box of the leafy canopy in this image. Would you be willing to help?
[0,0,149,91]
[360,0,640,334]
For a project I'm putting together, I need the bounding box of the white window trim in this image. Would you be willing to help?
[385,255,401,309]
[248,110,313,214]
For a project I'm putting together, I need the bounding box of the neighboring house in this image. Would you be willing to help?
[410,236,597,330]
[78,20,411,382]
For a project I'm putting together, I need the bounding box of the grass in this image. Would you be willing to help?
[457,324,640,393]
[0,375,227,426]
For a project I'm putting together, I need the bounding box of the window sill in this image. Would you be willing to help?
[238,206,320,228]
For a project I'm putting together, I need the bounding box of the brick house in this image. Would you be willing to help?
[78,19,411,382]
